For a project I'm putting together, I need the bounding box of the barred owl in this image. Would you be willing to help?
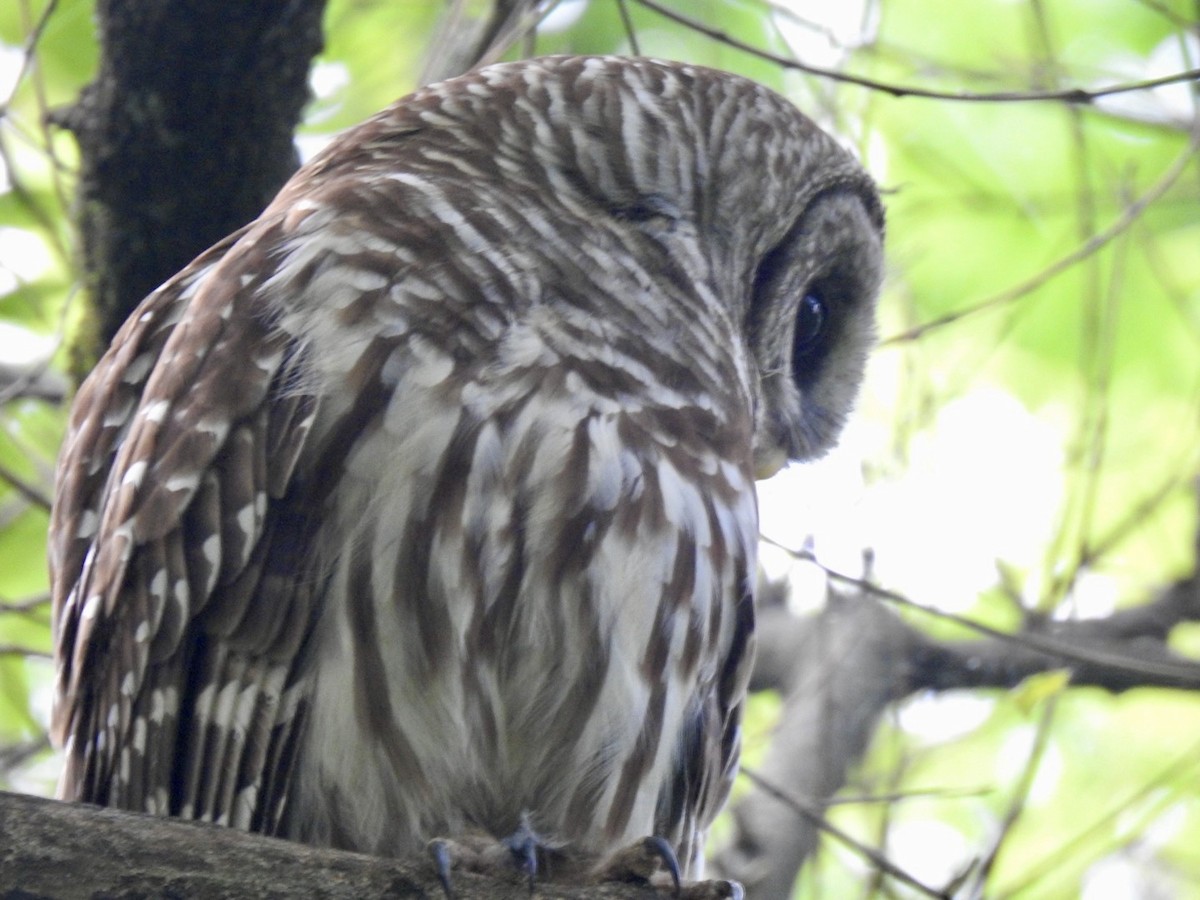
[50,55,883,887]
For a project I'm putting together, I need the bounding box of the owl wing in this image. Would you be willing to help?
[655,593,754,871]
[50,219,323,830]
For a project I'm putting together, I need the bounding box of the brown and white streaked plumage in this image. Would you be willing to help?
[50,55,883,880]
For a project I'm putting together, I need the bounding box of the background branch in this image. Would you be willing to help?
[635,0,1200,105]
[712,543,1200,896]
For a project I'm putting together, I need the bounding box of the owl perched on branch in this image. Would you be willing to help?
[50,55,882,890]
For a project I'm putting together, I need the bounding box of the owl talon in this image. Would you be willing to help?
[425,819,564,894]
[427,838,457,899]
[592,836,741,898]
[500,816,541,892]
[592,834,681,890]
[645,836,682,895]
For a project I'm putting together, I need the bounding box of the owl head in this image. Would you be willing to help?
[468,56,886,476]
[290,55,884,476]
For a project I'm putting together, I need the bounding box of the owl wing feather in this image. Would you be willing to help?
[50,220,321,829]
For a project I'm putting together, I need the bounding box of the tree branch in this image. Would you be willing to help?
[909,576,1200,693]
[712,561,1200,897]
[0,791,668,899]
[712,594,930,898]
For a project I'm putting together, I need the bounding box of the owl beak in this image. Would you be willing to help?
[754,446,787,481]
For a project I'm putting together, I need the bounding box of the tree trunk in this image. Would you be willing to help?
[59,0,327,372]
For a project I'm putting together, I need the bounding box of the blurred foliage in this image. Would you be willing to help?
[1,0,1198,895]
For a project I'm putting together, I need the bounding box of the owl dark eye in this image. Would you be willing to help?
[793,292,826,356]
[791,291,828,387]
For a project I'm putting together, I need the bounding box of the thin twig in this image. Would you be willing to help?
[880,127,1200,344]
[0,461,52,510]
[635,0,1200,104]
[829,785,993,805]
[739,767,953,900]
[0,735,51,775]
[970,697,1058,892]
[1050,431,1200,601]
[475,1,567,70]
[0,592,51,614]
[0,0,59,113]
[616,0,641,56]
[759,538,1200,683]
[999,736,1200,895]
[20,0,74,226]
[0,644,52,659]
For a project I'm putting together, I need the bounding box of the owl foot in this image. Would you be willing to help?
[427,825,742,899]
[591,835,681,889]
[427,815,565,898]
[675,881,744,900]
[590,836,744,899]
[500,815,548,891]
[428,839,457,898]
